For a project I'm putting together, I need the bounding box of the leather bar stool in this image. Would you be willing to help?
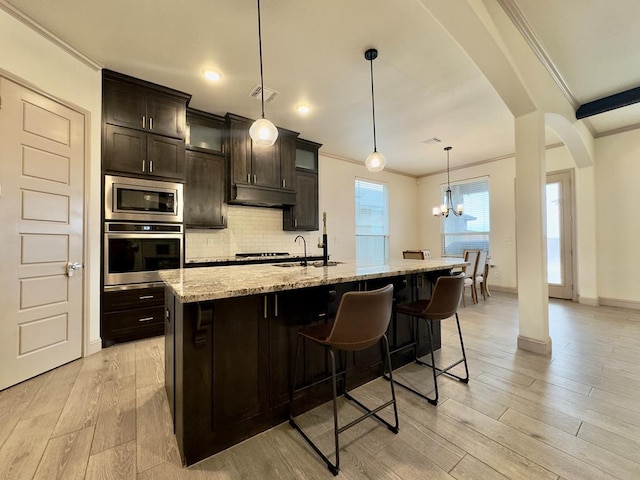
[391,272,468,405]
[289,284,399,476]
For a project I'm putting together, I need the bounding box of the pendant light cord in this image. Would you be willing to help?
[446,148,451,187]
[257,0,266,119]
[369,58,378,152]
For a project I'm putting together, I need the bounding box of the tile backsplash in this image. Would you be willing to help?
[186,205,321,261]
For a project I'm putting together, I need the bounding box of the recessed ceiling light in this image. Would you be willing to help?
[296,104,311,115]
[202,69,222,81]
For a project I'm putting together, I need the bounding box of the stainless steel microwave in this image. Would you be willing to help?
[104,175,183,223]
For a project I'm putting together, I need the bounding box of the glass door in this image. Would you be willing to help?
[546,171,574,299]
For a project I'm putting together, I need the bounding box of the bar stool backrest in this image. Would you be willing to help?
[422,273,465,321]
[325,284,394,351]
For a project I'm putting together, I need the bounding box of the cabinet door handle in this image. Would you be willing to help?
[221,215,224,224]
[150,160,153,173]
[142,160,146,173]
[142,116,146,129]
[139,295,154,300]
[274,294,278,317]
[150,117,153,130]
[294,218,298,228]
[138,316,154,323]
[253,174,257,184]
[263,295,268,319]
[282,179,286,188]
[247,173,251,183]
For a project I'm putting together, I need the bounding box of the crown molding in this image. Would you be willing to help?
[497,0,578,110]
[0,0,101,71]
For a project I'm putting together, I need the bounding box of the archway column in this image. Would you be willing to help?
[515,110,551,354]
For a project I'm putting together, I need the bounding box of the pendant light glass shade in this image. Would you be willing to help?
[365,151,386,172]
[249,118,278,146]
[249,0,278,147]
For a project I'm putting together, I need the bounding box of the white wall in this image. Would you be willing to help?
[595,129,640,306]
[418,140,638,307]
[1,9,103,352]
[318,155,419,261]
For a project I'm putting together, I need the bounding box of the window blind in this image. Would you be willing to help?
[355,178,388,264]
[440,177,490,256]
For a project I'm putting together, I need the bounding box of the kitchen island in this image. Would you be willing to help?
[161,258,466,466]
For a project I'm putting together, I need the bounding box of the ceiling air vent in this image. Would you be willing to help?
[421,137,442,145]
[249,85,279,103]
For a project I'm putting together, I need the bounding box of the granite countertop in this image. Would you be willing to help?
[160,258,467,303]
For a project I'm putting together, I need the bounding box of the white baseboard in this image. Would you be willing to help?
[86,338,102,356]
[517,335,552,355]
[599,297,640,310]
[578,296,599,306]
[488,285,518,295]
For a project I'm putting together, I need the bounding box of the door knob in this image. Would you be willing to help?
[66,262,83,277]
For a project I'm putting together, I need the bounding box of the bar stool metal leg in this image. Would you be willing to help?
[289,334,399,476]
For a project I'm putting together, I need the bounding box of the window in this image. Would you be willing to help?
[440,177,490,256]
[355,178,388,264]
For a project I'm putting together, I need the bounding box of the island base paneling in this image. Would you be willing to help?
[165,273,442,466]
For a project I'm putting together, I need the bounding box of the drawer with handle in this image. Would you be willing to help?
[103,286,164,311]
[103,305,164,334]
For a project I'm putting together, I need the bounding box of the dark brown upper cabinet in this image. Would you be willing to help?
[103,125,185,180]
[103,70,190,140]
[102,70,190,181]
[224,113,298,207]
[184,150,227,229]
[283,139,322,231]
[184,109,227,228]
[186,108,224,154]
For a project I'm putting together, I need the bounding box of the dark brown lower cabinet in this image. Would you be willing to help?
[102,286,164,347]
[165,272,443,466]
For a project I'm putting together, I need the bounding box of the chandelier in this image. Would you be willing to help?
[433,146,463,217]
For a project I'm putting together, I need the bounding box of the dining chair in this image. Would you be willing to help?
[475,250,489,301]
[403,250,426,259]
[461,250,480,306]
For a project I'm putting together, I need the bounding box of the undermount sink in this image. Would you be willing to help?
[272,261,343,268]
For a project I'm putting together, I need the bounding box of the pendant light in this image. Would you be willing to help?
[364,48,386,172]
[433,146,463,217]
[249,0,278,146]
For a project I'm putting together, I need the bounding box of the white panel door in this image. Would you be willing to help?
[0,76,85,390]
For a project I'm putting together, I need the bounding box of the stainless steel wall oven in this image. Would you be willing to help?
[104,222,183,287]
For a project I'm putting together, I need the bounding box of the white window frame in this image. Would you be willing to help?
[355,178,389,264]
[440,176,490,257]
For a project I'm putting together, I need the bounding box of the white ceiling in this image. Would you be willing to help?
[5,0,640,176]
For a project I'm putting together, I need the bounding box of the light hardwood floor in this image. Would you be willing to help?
[1,293,640,479]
